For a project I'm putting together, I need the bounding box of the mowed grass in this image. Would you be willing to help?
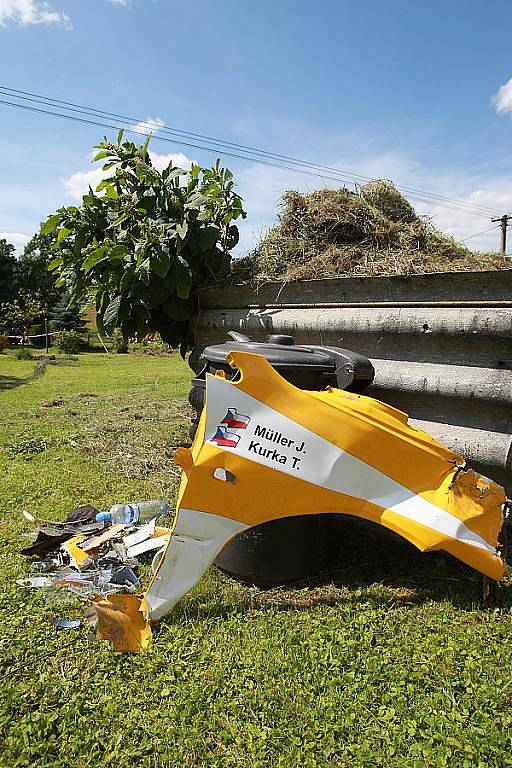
[1,351,512,768]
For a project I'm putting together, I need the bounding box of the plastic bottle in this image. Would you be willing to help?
[96,499,171,525]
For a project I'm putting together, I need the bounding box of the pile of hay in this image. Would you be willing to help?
[234,180,509,281]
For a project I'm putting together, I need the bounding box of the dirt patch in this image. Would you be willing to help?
[42,397,65,407]
[67,396,192,480]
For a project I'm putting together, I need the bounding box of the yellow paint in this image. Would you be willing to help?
[61,535,90,569]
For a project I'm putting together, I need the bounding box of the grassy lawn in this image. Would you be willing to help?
[1,351,512,768]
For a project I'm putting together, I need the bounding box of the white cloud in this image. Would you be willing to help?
[61,167,105,200]
[149,151,192,172]
[61,149,194,200]
[109,0,131,4]
[0,231,30,254]
[493,77,512,115]
[130,117,165,136]
[0,0,71,28]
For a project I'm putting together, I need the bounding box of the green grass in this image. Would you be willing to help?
[1,351,512,768]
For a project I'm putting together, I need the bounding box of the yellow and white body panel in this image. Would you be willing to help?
[92,350,508,651]
[143,508,247,620]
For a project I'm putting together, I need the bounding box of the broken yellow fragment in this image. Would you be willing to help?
[61,534,90,570]
[89,594,152,653]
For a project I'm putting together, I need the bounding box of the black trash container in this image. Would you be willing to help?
[188,332,375,586]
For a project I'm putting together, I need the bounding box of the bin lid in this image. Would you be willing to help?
[201,333,335,372]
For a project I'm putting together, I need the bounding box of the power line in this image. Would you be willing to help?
[0,92,493,219]
[0,97,493,222]
[0,84,505,219]
[0,92,496,220]
[0,85,504,219]
[461,224,500,242]
[0,98,366,186]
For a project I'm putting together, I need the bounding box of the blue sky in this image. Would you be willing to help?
[1,0,512,255]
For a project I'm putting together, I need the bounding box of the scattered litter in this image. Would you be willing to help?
[21,520,106,557]
[96,499,171,526]
[50,617,81,630]
[16,499,172,622]
[151,548,166,574]
[65,504,99,524]
[108,566,140,589]
[16,576,54,589]
[123,519,157,548]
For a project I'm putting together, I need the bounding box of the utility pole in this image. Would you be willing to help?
[491,214,510,254]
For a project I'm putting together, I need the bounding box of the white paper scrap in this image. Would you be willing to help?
[126,535,170,559]
[123,518,156,549]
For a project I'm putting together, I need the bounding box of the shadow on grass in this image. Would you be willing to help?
[0,357,78,392]
[167,517,512,626]
[0,374,30,390]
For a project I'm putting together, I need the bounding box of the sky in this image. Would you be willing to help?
[1,0,512,256]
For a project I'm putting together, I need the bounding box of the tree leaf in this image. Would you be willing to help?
[93,150,111,162]
[110,212,129,228]
[108,244,128,260]
[41,214,61,235]
[175,255,192,299]
[185,193,207,210]
[197,226,219,251]
[56,227,73,245]
[151,245,171,278]
[176,221,188,240]
[102,295,122,334]
[47,257,62,271]
[82,246,109,273]
[162,294,194,322]
[164,168,186,183]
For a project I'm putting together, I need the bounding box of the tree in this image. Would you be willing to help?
[0,238,17,304]
[0,291,42,344]
[50,293,88,334]
[42,132,245,354]
[17,232,64,315]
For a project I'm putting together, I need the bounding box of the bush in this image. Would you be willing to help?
[15,346,33,360]
[43,134,245,355]
[111,328,129,354]
[54,330,83,354]
[0,333,8,352]
[140,333,172,355]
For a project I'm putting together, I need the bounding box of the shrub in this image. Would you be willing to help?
[0,333,8,352]
[140,333,172,355]
[15,346,33,360]
[111,328,129,354]
[43,133,245,355]
[54,330,83,354]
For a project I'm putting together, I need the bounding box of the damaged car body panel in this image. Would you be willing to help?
[93,350,508,650]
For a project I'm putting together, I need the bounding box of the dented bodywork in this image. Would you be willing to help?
[92,351,508,651]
